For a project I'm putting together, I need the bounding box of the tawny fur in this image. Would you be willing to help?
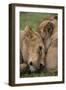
[20,63,28,72]
[20,25,45,72]
[37,16,58,71]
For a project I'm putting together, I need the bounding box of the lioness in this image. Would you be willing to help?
[37,16,58,71]
[20,25,45,72]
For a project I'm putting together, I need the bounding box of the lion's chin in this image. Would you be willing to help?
[29,66,36,72]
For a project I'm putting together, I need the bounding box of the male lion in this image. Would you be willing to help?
[37,16,58,72]
[20,25,45,72]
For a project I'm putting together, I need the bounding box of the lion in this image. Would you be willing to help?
[37,16,58,71]
[20,25,45,72]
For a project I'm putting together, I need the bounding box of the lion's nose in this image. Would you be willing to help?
[40,63,44,69]
[29,61,33,66]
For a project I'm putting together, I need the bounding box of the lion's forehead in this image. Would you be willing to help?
[30,38,43,47]
[29,33,43,43]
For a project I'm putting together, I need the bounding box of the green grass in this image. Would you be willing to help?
[20,12,57,78]
[20,69,57,78]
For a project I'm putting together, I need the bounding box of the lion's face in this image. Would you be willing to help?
[21,26,45,72]
[28,33,45,72]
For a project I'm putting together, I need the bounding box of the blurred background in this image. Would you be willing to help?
[20,12,57,31]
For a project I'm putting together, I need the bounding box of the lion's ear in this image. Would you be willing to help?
[24,25,33,39]
[24,25,32,32]
[46,22,54,34]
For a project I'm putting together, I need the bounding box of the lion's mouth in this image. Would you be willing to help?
[29,66,36,72]
[29,64,45,72]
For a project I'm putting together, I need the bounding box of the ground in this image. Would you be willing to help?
[20,69,57,78]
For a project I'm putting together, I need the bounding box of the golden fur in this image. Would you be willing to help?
[37,16,58,71]
[20,25,45,72]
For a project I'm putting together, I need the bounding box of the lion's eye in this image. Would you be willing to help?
[39,46,42,51]
[38,46,42,55]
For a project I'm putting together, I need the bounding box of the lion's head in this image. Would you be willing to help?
[20,25,45,72]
